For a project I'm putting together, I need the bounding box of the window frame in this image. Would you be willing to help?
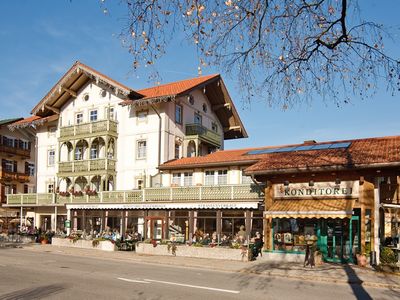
[76,112,84,125]
[48,149,55,166]
[89,109,98,122]
[137,140,147,159]
[194,112,202,125]
[175,104,183,124]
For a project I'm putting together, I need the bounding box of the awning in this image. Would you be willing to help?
[66,201,260,210]
[264,199,354,219]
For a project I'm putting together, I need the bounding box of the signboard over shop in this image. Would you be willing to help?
[274,181,359,199]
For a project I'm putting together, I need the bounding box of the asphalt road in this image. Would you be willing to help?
[0,247,399,300]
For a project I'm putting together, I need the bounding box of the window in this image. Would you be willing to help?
[2,159,15,172]
[211,122,218,133]
[172,173,181,186]
[90,145,98,159]
[100,89,107,98]
[137,111,148,123]
[48,184,54,193]
[76,113,83,125]
[202,103,207,113]
[194,112,202,125]
[48,126,57,137]
[241,170,252,184]
[109,107,115,120]
[48,150,55,166]
[25,163,35,176]
[2,136,15,147]
[137,179,144,190]
[83,93,90,101]
[137,140,147,159]
[75,147,83,160]
[217,170,228,185]
[174,143,180,159]
[90,110,98,122]
[205,171,215,185]
[175,104,182,124]
[183,172,193,186]
[205,170,228,185]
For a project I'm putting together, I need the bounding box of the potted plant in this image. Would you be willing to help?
[356,252,367,267]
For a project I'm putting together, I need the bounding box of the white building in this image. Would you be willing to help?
[7,61,251,235]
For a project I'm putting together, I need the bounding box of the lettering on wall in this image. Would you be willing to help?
[274,181,359,199]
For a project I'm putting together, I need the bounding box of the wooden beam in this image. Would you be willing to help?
[45,105,60,114]
[224,125,241,132]
[212,103,231,111]
[61,86,77,98]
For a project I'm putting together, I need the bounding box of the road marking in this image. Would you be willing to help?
[143,278,240,294]
[117,277,150,284]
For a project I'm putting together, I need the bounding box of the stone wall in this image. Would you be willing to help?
[136,243,248,261]
[52,237,117,252]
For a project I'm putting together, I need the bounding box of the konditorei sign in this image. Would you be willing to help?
[274,181,359,199]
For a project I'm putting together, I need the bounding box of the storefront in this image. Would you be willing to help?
[66,201,264,243]
[263,180,374,263]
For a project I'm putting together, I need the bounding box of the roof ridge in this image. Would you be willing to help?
[138,74,220,93]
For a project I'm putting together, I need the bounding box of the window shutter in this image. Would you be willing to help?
[23,184,28,193]
[25,162,29,174]
[12,184,17,194]
[1,184,5,203]
[1,159,5,168]
[13,161,17,173]
[28,142,31,150]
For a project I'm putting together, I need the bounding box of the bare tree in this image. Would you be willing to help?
[102,0,400,108]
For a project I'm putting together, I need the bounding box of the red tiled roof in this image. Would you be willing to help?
[160,135,400,173]
[247,136,400,174]
[138,74,219,99]
[11,115,42,125]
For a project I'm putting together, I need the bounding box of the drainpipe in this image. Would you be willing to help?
[150,104,162,168]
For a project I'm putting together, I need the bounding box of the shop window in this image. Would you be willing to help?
[137,140,147,159]
[90,110,98,122]
[175,104,182,124]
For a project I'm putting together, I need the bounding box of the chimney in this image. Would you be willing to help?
[303,140,317,145]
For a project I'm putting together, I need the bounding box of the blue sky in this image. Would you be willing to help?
[0,1,399,150]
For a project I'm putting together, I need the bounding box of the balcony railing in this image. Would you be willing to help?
[185,123,221,146]
[6,184,264,206]
[58,158,116,173]
[59,119,117,139]
[0,145,30,158]
[0,170,31,183]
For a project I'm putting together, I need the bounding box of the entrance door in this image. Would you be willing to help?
[319,217,360,263]
[146,217,165,240]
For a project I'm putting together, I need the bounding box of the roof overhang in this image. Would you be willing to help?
[31,61,143,117]
[246,162,400,176]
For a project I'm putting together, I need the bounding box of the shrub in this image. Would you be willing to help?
[380,247,397,265]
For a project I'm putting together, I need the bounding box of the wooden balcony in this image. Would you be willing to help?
[0,170,31,183]
[6,184,265,206]
[185,123,221,147]
[59,119,117,140]
[0,145,30,159]
[58,158,116,174]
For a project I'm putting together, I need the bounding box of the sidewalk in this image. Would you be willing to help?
[16,243,400,290]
